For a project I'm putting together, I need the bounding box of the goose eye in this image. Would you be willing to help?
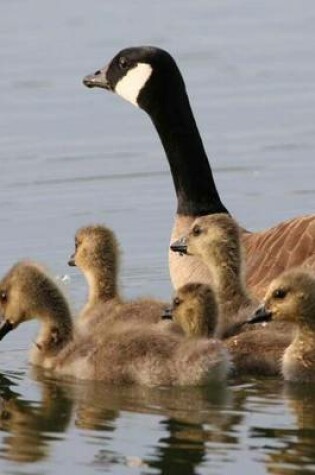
[119,57,129,70]
[192,225,202,236]
[0,291,7,304]
[273,288,287,299]
[173,297,181,307]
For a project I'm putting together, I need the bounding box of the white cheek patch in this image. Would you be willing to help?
[115,63,153,107]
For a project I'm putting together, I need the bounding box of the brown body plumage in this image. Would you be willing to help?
[171,215,315,299]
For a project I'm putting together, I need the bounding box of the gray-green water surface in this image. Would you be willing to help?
[1,1,315,473]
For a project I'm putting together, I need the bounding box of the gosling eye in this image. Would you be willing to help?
[118,56,129,70]
[192,225,202,237]
[75,239,79,251]
[272,288,287,300]
[173,297,181,307]
[0,291,7,304]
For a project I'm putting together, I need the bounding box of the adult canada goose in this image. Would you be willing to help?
[83,46,315,298]
[0,261,230,385]
[248,270,315,382]
[170,213,258,337]
[68,225,176,334]
[165,282,291,376]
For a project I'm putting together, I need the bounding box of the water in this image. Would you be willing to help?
[0,0,315,473]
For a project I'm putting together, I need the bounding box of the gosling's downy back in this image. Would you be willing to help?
[79,321,231,385]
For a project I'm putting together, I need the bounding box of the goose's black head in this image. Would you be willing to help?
[83,46,186,113]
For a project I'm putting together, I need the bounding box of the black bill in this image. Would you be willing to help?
[170,237,188,255]
[247,305,273,325]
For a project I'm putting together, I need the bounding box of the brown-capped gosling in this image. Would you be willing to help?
[68,225,170,333]
[248,269,315,382]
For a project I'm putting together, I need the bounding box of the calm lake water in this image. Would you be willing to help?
[1,0,315,474]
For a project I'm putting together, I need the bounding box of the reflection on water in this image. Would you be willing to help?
[1,373,315,474]
[0,372,73,463]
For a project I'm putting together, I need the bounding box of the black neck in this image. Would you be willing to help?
[140,83,228,216]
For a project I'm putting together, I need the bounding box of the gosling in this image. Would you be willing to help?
[248,270,315,382]
[171,214,290,338]
[0,261,230,385]
[163,283,218,338]
[69,225,170,332]
[164,282,291,376]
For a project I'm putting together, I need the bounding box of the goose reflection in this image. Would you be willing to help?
[0,371,73,462]
[75,382,249,474]
[245,380,315,475]
[3,371,304,473]
[265,384,315,475]
[73,382,232,427]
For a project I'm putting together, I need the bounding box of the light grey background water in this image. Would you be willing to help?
[0,1,315,474]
